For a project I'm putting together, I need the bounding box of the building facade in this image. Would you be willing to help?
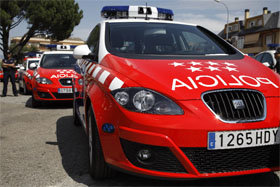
[11,35,85,52]
[219,7,280,56]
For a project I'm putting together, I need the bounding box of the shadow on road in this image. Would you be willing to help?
[56,116,279,186]
[25,97,73,109]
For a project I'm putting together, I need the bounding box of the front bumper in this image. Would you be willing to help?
[96,98,280,179]
[116,126,279,179]
[33,84,74,101]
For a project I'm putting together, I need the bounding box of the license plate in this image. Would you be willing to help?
[58,88,72,93]
[208,128,280,150]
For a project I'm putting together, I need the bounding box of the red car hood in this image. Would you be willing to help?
[35,68,79,79]
[103,55,280,100]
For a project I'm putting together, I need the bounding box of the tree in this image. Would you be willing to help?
[9,42,39,63]
[0,0,83,58]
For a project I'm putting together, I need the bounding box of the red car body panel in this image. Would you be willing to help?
[101,55,279,99]
[79,53,280,178]
[0,70,3,81]
[23,69,34,91]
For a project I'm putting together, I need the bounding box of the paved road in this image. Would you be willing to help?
[0,82,279,187]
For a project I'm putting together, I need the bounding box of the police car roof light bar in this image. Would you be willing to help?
[101,6,129,19]
[101,6,174,21]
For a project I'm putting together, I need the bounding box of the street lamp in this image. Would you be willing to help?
[214,0,229,41]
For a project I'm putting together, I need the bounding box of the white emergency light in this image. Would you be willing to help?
[101,5,174,20]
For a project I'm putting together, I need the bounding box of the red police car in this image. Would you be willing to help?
[0,67,3,81]
[72,6,280,179]
[31,51,80,107]
[18,57,40,94]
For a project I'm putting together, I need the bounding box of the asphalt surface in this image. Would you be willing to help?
[0,82,279,187]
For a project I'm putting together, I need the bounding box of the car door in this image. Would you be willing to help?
[79,24,100,119]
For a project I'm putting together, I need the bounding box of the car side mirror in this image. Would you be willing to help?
[73,45,96,60]
[262,62,272,68]
[29,63,37,70]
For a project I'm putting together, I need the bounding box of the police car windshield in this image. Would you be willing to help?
[106,22,239,59]
[40,54,76,69]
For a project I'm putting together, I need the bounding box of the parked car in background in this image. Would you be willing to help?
[1,61,18,81]
[18,57,40,94]
[254,50,277,70]
[72,5,280,180]
[0,67,3,82]
[31,51,79,107]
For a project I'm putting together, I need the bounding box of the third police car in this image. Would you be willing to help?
[72,6,280,179]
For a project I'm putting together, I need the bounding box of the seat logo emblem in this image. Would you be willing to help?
[232,99,245,109]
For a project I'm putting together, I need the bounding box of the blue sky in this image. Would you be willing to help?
[2,0,280,58]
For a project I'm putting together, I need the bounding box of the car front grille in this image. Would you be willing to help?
[181,145,279,174]
[120,138,186,173]
[59,78,72,86]
[202,89,266,123]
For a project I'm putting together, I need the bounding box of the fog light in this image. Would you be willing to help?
[137,149,152,161]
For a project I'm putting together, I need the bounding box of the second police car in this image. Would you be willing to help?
[31,49,81,107]
[18,57,40,94]
[72,6,280,179]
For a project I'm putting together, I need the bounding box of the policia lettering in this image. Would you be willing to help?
[172,75,278,90]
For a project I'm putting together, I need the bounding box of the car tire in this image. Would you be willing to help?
[87,106,115,179]
[31,93,41,108]
[19,81,23,93]
[22,81,28,95]
[73,98,81,126]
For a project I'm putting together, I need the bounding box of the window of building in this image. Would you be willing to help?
[257,19,262,26]
[265,34,273,45]
[232,24,239,32]
[248,20,255,28]
[237,36,244,49]
[227,26,232,32]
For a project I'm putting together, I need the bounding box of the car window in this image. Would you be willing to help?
[87,24,100,62]
[40,54,76,69]
[262,53,273,67]
[106,22,241,59]
[255,54,263,62]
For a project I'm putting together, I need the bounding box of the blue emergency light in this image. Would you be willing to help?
[101,5,174,20]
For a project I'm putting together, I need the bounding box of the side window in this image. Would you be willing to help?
[255,54,263,62]
[262,53,273,67]
[87,25,100,62]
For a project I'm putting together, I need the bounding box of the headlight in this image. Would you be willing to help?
[36,77,52,84]
[111,88,183,115]
[115,91,129,106]
[133,90,155,111]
